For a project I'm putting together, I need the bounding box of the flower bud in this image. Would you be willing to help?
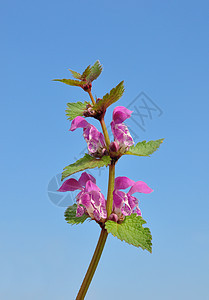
[108,213,119,222]
[109,141,119,153]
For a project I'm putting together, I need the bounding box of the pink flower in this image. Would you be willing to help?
[58,172,107,222]
[110,106,134,154]
[110,176,153,221]
[70,106,134,158]
[70,116,107,158]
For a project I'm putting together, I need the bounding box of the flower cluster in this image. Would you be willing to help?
[59,172,153,223]
[70,106,134,158]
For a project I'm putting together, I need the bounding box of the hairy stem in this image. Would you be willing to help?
[76,229,108,300]
[88,90,96,105]
[106,161,116,218]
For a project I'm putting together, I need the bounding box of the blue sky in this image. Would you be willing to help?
[1,0,209,299]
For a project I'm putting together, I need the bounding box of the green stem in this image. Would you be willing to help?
[106,161,116,218]
[75,132,115,300]
[88,90,96,105]
[100,117,111,149]
[76,228,108,300]
[76,87,114,299]
[87,90,110,149]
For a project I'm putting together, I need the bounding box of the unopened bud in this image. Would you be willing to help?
[83,82,92,91]
[109,213,118,222]
[109,141,119,153]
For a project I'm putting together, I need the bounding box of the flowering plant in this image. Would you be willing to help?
[54,61,163,299]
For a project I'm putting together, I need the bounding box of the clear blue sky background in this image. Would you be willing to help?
[1,1,209,299]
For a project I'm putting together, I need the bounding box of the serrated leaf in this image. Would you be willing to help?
[68,69,82,80]
[66,101,90,120]
[93,81,125,112]
[105,214,152,252]
[126,139,164,157]
[62,154,111,181]
[86,60,102,82]
[65,204,90,225]
[54,61,102,89]
[53,79,86,87]
[81,65,91,79]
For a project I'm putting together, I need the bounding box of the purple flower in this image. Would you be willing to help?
[111,106,134,154]
[58,172,107,222]
[110,176,153,220]
[69,116,107,157]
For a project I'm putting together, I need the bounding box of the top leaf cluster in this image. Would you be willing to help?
[53,60,102,90]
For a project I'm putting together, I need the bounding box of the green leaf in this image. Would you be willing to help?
[54,61,102,89]
[66,101,90,120]
[62,154,111,181]
[105,214,152,252]
[92,81,125,112]
[68,69,82,80]
[81,65,91,79]
[65,204,90,225]
[86,60,102,82]
[126,139,164,157]
[53,78,86,87]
